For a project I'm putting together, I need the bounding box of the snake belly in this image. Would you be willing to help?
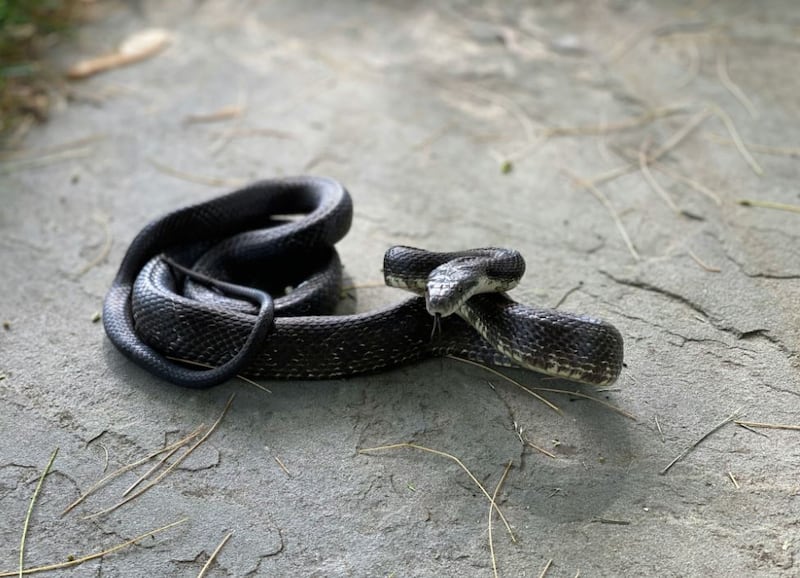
[103,176,624,387]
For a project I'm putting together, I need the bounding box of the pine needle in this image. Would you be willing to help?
[1,518,187,577]
[737,199,800,214]
[447,356,562,414]
[489,460,513,578]
[84,394,235,519]
[358,442,516,542]
[62,425,204,515]
[561,167,640,261]
[197,532,233,578]
[19,448,58,578]
[660,407,742,475]
[708,103,763,175]
[716,48,757,119]
[734,420,800,431]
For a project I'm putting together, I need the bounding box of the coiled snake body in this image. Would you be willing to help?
[103,177,624,388]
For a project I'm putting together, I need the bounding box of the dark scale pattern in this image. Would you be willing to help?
[105,176,624,388]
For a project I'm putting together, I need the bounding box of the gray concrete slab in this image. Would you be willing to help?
[2,1,799,576]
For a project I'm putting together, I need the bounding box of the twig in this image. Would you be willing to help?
[85,395,235,519]
[561,168,640,261]
[197,532,233,578]
[19,448,58,578]
[660,407,743,475]
[734,420,800,432]
[1,518,187,577]
[687,249,721,273]
[538,558,554,578]
[447,356,561,414]
[62,426,204,515]
[489,460,513,578]
[716,47,757,119]
[727,471,740,489]
[358,442,516,542]
[708,103,763,175]
[737,199,800,215]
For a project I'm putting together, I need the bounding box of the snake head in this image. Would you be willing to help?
[425,261,482,317]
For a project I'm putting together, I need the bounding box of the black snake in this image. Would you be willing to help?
[103,176,624,388]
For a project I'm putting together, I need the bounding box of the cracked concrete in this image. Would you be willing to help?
[1,1,799,576]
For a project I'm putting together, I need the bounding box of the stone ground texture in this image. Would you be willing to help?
[1,1,799,576]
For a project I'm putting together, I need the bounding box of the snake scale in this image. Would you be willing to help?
[103,176,624,388]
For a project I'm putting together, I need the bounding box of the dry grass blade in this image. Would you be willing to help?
[542,106,688,138]
[561,168,640,261]
[122,444,182,497]
[149,159,247,188]
[358,442,516,542]
[660,407,743,475]
[529,386,637,421]
[62,425,204,515]
[687,249,721,273]
[737,199,800,215]
[651,163,722,206]
[489,460,513,578]
[166,356,272,393]
[638,140,680,213]
[704,133,800,158]
[197,532,233,578]
[650,107,711,160]
[0,518,187,577]
[526,440,557,459]
[708,104,763,175]
[728,471,740,489]
[0,135,104,161]
[67,28,172,79]
[85,395,235,519]
[74,214,112,278]
[184,105,243,124]
[716,47,757,119]
[734,420,800,431]
[19,448,58,578]
[655,415,665,443]
[446,356,561,414]
[274,456,292,476]
[538,558,554,578]
[0,148,93,175]
[584,108,710,193]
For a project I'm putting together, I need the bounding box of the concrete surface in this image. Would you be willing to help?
[2,1,799,576]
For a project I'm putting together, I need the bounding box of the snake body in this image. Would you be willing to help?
[103,176,624,388]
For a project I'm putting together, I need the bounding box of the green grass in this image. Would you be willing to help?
[0,0,82,141]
